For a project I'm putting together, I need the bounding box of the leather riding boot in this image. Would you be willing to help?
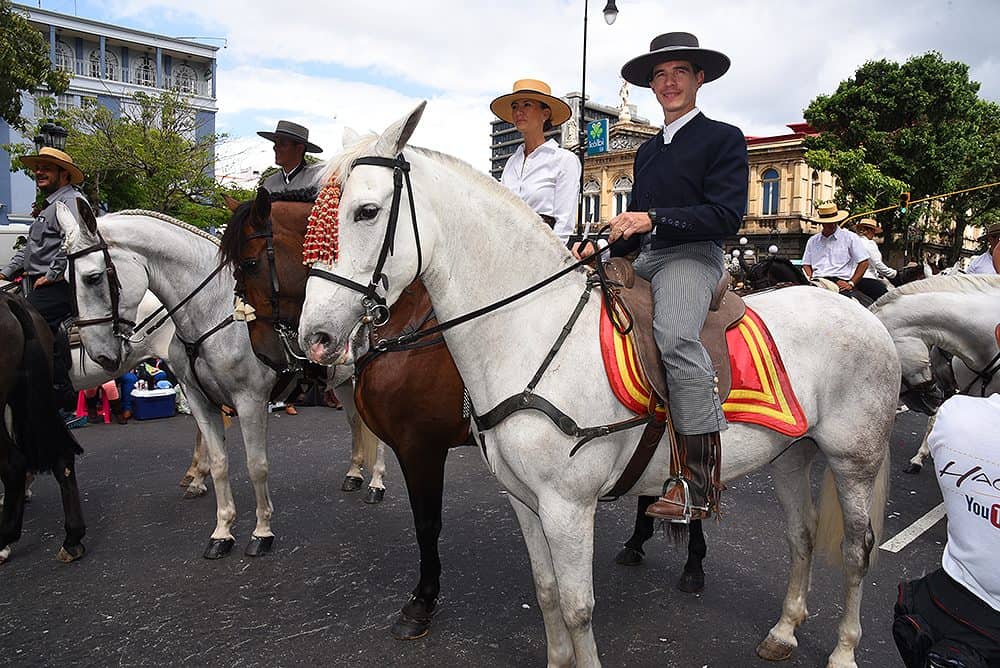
[110,398,128,425]
[646,431,722,523]
[86,395,100,422]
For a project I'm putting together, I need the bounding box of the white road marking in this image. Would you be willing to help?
[879,503,946,553]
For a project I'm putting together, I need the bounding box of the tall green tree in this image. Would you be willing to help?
[803,52,1000,261]
[0,0,68,129]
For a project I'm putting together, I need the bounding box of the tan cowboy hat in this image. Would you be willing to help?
[257,120,323,153]
[855,218,883,234]
[490,79,573,127]
[621,32,731,88]
[981,221,1000,239]
[19,147,84,185]
[811,202,849,225]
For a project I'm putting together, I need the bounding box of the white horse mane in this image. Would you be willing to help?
[872,273,1000,311]
[114,209,221,247]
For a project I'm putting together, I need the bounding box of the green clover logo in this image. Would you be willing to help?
[589,122,604,140]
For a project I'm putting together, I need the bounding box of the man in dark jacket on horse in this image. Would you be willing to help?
[257,120,326,195]
[578,33,748,522]
[0,147,92,428]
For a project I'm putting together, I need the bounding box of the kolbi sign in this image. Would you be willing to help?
[586,119,609,156]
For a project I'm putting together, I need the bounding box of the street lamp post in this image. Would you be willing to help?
[577,0,618,240]
[33,120,68,152]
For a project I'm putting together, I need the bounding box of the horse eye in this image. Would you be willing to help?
[83,273,103,286]
[240,259,259,274]
[355,204,380,221]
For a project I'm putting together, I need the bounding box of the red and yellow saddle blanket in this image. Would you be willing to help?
[599,303,808,436]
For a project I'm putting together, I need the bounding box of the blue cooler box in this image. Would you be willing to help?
[131,388,177,420]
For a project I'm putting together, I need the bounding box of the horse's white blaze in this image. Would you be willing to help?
[299,104,899,668]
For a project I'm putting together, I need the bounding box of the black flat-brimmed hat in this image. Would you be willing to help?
[621,32,730,87]
[257,120,322,153]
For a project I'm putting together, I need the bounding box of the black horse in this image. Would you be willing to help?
[0,291,86,565]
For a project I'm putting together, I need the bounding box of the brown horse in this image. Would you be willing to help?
[219,188,710,637]
[220,189,470,638]
[0,291,86,565]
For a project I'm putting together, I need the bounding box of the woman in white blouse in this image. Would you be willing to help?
[491,79,581,245]
[853,218,897,300]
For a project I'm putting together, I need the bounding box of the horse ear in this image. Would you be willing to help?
[223,194,241,212]
[55,200,95,250]
[342,127,361,148]
[253,187,271,226]
[374,101,427,157]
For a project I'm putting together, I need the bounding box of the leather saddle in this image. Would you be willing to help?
[602,258,746,406]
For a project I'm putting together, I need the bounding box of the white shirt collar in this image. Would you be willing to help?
[662,107,700,144]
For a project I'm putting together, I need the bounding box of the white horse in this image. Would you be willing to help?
[297,104,897,668]
[871,274,1000,472]
[57,207,382,558]
[69,292,214,498]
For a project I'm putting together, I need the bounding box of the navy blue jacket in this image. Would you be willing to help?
[615,112,748,255]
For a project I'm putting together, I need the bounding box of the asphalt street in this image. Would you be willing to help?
[1,405,942,667]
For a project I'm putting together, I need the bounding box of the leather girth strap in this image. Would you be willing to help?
[600,415,667,501]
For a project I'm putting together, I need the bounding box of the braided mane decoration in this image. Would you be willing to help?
[302,179,341,266]
[116,209,221,246]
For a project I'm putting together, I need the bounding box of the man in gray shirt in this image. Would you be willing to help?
[257,120,325,194]
[1,147,93,426]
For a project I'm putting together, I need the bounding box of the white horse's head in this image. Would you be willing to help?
[300,103,429,365]
[58,206,148,373]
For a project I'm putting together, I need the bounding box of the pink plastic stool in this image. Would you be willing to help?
[76,390,111,424]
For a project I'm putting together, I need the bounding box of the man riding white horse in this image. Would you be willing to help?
[257,120,326,194]
[966,221,1000,274]
[801,203,872,305]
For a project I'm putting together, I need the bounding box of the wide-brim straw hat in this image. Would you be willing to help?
[855,218,883,234]
[19,147,84,185]
[981,221,1000,239]
[490,79,572,127]
[621,32,730,88]
[811,202,849,225]
[257,120,322,153]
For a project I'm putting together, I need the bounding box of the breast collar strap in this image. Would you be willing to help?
[308,153,421,328]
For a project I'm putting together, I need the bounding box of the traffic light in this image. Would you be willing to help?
[899,191,911,214]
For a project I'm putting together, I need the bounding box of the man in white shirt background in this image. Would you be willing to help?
[893,374,1000,667]
[965,221,999,275]
[801,203,872,305]
[853,218,897,301]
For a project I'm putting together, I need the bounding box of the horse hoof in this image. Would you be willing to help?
[756,634,795,661]
[0,545,13,565]
[244,535,274,557]
[203,538,235,560]
[391,613,432,640]
[676,570,705,594]
[614,547,645,566]
[341,476,363,492]
[183,485,207,499]
[179,474,195,487]
[902,463,922,475]
[364,487,385,504]
[56,543,85,563]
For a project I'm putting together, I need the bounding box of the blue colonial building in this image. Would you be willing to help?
[0,4,219,224]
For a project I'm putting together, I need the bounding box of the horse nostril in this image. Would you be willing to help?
[310,331,332,348]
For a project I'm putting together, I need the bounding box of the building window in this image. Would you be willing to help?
[761,168,780,215]
[810,170,820,216]
[88,49,120,80]
[172,64,198,94]
[133,55,157,88]
[57,94,76,112]
[583,179,601,230]
[55,41,75,74]
[612,175,632,217]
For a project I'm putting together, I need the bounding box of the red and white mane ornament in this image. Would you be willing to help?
[303,178,341,266]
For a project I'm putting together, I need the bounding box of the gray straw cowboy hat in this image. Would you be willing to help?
[19,147,84,185]
[490,79,573,127]
[257,120,323,153]
[811,202,850,225]
[621,32,731,87]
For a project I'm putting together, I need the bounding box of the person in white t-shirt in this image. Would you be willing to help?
[892,387,1000,667]
[965,221,999,275]
[853,218,896,301]
[492,79,581,245]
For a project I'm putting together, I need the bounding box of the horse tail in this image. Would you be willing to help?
[6,298,82,472]
[814,448,890,568]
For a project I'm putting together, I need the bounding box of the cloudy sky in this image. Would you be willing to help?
[35,0,1000,177]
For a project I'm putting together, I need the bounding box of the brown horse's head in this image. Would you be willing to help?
[219,187,314,371]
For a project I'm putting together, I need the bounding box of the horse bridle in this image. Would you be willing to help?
[66,228,135,339]
[237,215,311,373]
[307,154,422,328]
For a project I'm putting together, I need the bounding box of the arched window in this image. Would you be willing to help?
[55,41,75,75]
[87,49,120,80]
[133,55,157,88]
[612,175,632,217]
[761,168,780,216]
[583,179,601,230]
[172,64,198,94]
